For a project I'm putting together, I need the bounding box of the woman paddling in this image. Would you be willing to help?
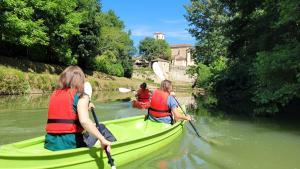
[132,82,151,109]
[44,66,111,151]
[147,80,192,124]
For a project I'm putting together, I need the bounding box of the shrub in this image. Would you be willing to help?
[94,52,124,77]
[0,67,31,94]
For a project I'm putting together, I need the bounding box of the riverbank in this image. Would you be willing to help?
[0,56,158,95]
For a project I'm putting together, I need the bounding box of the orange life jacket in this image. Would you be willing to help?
[148,90,171,118]
[137,89,150,103]
[45,89,83,134]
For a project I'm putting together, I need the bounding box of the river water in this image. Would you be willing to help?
[0,91,300,169]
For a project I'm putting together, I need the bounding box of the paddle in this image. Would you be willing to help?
[152,62,166,81]
[172,96,221,145]
[151,62,220,145]
[118,63,163,93]
[118,87,135,93]
[91,108,116,169]
[84,82,117,169]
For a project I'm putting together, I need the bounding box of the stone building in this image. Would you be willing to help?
[153,32,165,40]
[170,44,194,67]
[132,33,195,83]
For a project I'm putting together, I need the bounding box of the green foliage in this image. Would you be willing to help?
[1,0,49,46]
[251,42,300,114]
[28,73,57,91]
[0,0,83,65]
[185,0,230,65]
[71,0,101,69]
[0,65,57,94]
[0,67,31,94]
[0,0,134,77]
[187,64,212,87]
[94,52,124,77]
[96,10,135,77]
[186,0,300,116]
[187,56,227,89]
[97,10,124,29]
[139,37,171,61]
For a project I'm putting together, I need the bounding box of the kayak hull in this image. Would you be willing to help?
[132,100,150,109]
[0,115,184,169]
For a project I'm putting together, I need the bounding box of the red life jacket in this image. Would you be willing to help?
[148,90,171,118]
[137,89,150,103]
[45,89,83,134]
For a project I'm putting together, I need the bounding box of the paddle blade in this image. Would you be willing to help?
[83,124,116,147]
[84,82,93,100]
[98,123,117,142]
[152,62,165,81]
[118,87,132,93]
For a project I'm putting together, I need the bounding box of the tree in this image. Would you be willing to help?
[185,0,300,115]
[139,37,171,61]
[0,0,135,77]
[185,0,230,65]
[71,0,101,69]
[96,10,135,77]
[0,0,83,65]
[185,0,229,91]
[0,0,49,46]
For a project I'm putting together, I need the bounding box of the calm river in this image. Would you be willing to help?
[0,91,300,169]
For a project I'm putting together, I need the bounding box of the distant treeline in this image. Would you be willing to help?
[0,0,135,77]
[185,0,300,115]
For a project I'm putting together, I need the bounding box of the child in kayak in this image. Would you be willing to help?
[44,66,111,151]
[147,80,191,124]
[132,82,151,109]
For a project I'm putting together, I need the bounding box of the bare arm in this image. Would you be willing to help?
[77,95,111,148]
[172,107,191,121]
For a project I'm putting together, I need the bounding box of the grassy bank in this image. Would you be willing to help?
[0,56,145,95]
[0,56,193,95]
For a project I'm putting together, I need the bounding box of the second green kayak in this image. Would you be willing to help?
[0,114,185,169]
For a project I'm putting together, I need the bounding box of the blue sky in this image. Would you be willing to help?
[101,0,195,47]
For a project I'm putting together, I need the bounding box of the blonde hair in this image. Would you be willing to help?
[160,80,172,92]
[57,66,85,96]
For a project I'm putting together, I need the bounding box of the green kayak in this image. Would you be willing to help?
[0,115,185,169]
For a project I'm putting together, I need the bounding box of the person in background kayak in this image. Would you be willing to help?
[132,82,151,109]
[44,66,111,151]
[136,82,151,102]
[147,80,191,124]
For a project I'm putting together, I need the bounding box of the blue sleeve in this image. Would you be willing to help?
[167,96,178,109]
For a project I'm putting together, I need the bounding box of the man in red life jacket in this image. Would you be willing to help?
[147,80,191,124]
